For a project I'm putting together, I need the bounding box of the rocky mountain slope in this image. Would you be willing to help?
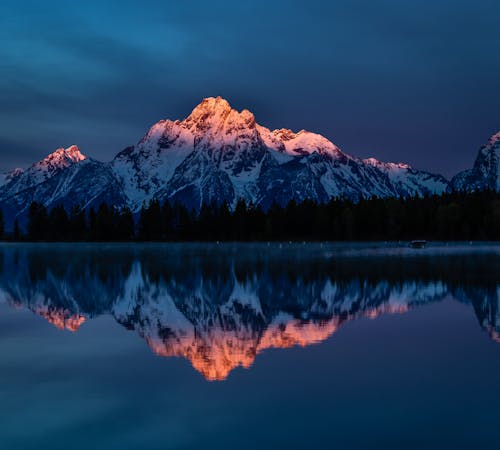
[450,131,500,192]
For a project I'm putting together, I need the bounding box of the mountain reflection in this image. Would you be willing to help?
[0,244,499,381]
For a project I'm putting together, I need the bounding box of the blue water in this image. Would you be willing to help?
[0,242,499,449]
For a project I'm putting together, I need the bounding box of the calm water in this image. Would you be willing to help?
[0,242,499,450]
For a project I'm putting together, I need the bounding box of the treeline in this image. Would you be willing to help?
[4,191,500,242]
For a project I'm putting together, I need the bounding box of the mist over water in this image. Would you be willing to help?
[0,242,499,449]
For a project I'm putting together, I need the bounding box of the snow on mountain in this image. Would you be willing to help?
[145,97,271,209]
[0,145,86,200]
[109,96,450,211]
[364,157,449,197]
[112,119,195,210]
[0,168,24,188]
[0,148,126,230]
[272,128,343,157]
[450,130,500,192]
[0,97,451,228]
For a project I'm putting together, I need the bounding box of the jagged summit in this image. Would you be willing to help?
[25,145,87,185]
[38,145,86,167]
[484,130,500,150]
[185,96,233,121]
[182,96,257,140]
[0,145,89,201]
[450,130,500,192]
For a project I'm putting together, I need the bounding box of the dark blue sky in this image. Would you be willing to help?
[1,0,499,177]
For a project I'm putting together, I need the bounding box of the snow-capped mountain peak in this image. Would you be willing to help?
[0,145,88,203]
[450,130,500,192]
[24,145,87,185]
[185,96,233,124]
[38,145,86,167]
[182,96,258,141]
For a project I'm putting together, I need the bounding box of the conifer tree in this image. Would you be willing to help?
[0,209,4,240]
[27,202,48,241]
[13,219,21,241]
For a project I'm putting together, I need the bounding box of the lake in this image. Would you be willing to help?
[0,242,499,450]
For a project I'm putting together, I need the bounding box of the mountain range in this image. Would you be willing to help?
[0,244,498,380]
[0,96,497,230]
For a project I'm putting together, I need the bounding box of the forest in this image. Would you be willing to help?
[1,191,499,242]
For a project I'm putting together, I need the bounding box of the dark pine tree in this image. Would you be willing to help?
[69,205,88,241]
[0,209,4,240]
[95,203,114,241]
[116,207,135,241]
[48,205,70,241]
[27,202,48,241]
[13,219,21,241]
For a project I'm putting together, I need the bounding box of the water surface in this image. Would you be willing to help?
[0,242,499,449]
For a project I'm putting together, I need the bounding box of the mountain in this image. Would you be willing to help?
[0,97,449,229]
[0,146,127,228]
[0,145,85,195]
[112,97,448,210]
[450,131,500,192]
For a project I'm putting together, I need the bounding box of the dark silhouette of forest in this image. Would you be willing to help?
[2,191,499,242]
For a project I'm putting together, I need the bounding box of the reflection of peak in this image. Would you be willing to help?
[147,317,339,381]
[37,307,86,332]
[7,297,86,332]
[259,316,339,350]
[111,271,448,381]
[125,291,440,381]
[455,285,500,343]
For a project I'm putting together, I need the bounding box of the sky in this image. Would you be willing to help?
[0,0,499,178]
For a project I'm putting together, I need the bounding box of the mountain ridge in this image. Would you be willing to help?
[1,96,495,230]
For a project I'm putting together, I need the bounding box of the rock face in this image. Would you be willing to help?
[0,97,450,229]
[450,131,500,192]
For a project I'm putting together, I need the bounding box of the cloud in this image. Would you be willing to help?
[0,0,499,176]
